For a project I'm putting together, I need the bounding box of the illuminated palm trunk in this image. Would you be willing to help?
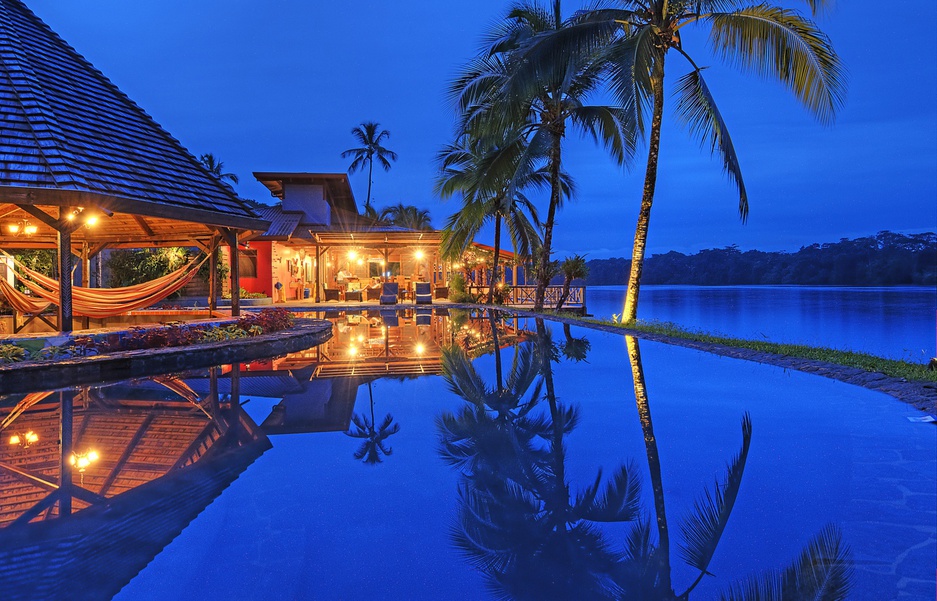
[535,125,563,312]
[487,213,502,304]
[623,56,666,323]
[625,335,672,593]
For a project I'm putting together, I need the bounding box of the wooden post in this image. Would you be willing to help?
[59,389,73,516]
[208,238,218,313]
[314,243,321,303]
[81,242,90,329]
[222,229,241,317]
[57,208,73,333]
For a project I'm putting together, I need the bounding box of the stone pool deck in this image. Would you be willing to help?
[0,318,333,394]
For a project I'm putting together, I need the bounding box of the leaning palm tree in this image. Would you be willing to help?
[524,0,846,322]
[453,1,635,311]
[198,152,239,184]
[436,132,548,304]
[341,121,398,213]
[378,203,433,231]
[555,253,588,311]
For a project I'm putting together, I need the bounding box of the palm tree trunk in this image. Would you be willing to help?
[623,56,666,323]
[536,126,563,311]
[488,214,502,304]
[365,155,374,210]
[489,312,503,393]
[556,277,571,311]
[625,335,672,594]
[536,318,567,528]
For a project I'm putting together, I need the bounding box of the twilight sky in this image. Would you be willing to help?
[29,0,937,259]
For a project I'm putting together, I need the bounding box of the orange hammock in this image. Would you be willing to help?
[0,255,206,319]
[0,277,51,315]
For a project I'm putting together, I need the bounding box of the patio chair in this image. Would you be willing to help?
[366,286,382,302]
[380,282,399,305]
[324,288,341,302]
[415,307,432,326]
[415,282,432,305]
[344,289,362,302]
[434,286,449,300]
[380,310,399,327]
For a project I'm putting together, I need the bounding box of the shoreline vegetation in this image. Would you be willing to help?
[581,231,936,287]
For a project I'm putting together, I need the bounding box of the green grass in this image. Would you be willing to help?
[577,316,937,384]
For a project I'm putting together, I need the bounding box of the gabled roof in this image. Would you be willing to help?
[0,0,265,231]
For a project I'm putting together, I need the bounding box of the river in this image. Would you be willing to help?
[586,285,936,361]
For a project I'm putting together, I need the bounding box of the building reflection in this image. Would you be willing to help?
[0,365,268,600]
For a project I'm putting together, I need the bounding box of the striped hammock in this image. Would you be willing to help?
[0,253,207,319]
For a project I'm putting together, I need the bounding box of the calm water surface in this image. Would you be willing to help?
[0,308,933,600]
[587,285,936,361]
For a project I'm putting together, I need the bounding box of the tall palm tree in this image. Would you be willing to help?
[378,203,433,231]
[198,152,239,184]
[345,381,400,465]
[525,0,846,322]
[453,1,635,311]
[341,122,398,213]
[436,132,549,304]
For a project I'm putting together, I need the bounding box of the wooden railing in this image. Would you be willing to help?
[466,284,586,311]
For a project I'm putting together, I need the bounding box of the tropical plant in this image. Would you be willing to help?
[526,0,846,322]
[555,253,588,311]
[345,381,400,464]
[452,1,634,311]
[341,121,399,213]
[378,203,433,231]
[198,152,239,184]
[437,131,566,304]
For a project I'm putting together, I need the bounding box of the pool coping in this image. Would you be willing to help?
[0,318,333,394]
[507,309,937,414]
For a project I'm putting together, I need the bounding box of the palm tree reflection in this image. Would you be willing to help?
[345,381,400,465]
[437,318,852,599]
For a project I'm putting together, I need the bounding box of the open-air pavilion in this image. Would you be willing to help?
[0,0,268,334]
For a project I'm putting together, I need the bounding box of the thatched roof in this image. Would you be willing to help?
[0,0,267,247]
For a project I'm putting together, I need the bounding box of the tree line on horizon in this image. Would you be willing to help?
[582,231,936,287]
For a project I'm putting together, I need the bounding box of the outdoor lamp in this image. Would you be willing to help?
[9,431,39,448]
[348,250,357,260]
[414,250,424,260]
[70,450,99,472]
[24,224,37,235]
[415,343,425,356]
[6,223,19,234]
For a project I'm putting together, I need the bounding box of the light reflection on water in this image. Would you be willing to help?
[0,308,932,600]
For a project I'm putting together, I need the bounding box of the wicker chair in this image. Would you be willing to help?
[415,282,432,304]
[380,282,399,305]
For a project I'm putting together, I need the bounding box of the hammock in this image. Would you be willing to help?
[0,277,51,315]
[0,254,207,319]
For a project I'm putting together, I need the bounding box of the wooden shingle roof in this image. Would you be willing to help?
[0,0,266,232]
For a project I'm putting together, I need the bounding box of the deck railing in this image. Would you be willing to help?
[466,284,586,311]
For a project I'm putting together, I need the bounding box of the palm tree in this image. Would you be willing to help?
[198,152,239,184]
[527,1,846,322]
[378,203,433,231]
[555,253,588,311]
[452,1,635,311]
[436,132,549,304]
[345,381,400,465]
[341,122,398,213]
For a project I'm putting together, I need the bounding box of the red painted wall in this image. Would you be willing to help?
[236,241,273,296]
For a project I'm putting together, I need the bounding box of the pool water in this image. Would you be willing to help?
[0,309,933,600]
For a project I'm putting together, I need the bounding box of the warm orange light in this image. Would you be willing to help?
[85,215,99,227]
[414,250,424,261]
[69,450,99,472]
[24,225,37,235]
[348,250,357,260]
[7,223,20,234]
[66,212,76,221]
[356,259,363,266]
[348,346,357,357]
[283,248,291,256]
[9,434,20,445]
[415,343,425,355]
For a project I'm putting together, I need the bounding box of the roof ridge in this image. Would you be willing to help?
[0,0,87,189]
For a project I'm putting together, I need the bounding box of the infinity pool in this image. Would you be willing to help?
[0,309,933,600]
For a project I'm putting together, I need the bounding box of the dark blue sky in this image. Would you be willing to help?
[31,0,936,258]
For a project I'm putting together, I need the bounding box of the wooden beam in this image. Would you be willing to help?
[57,208,73,333]
[98,414,155,497]
[132,214,155,237]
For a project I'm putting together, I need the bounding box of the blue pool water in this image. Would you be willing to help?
[0,309,933,600]
[587,285,936,361]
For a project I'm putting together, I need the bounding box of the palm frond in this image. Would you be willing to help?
[673,68,748,221]
[780,524,852,601]
[677,413,753,588]
[706,6,846,124]
[575,460,642,522]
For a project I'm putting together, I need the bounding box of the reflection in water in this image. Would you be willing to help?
[346,381,400,464]
[439,313,854,600]
[0,365,270,601]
